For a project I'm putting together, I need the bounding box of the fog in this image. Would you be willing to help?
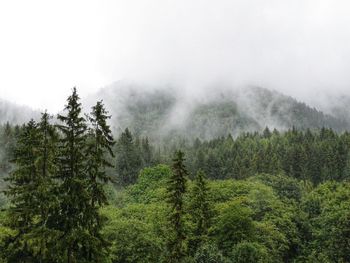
[1,0,350,112]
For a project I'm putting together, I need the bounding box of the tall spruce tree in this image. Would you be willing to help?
[166,150,188,263]
[1,122,16,174]
[4,113,59,263]
[85,100,115,260]
[141,137,153,167]
[115,128,142,186]
[189,170,212,256]
[87,100,114,206]
[32,112,59,262]
[55,87,95,262]
[4,120,41,262]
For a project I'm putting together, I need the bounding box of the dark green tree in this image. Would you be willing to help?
[3,120,42,262]
[141,137,153,167]
[189,170,212,255]
[115,128,142,186]
[33,112,59,262]
[87,100,115,206]
[55,87,96,262]
[166,150,188,262]
[85,100,115,260]
[3,113,59,262]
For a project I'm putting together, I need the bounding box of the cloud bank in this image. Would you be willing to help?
[1,0,350,111]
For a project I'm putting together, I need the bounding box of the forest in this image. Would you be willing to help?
[1,89,350,263]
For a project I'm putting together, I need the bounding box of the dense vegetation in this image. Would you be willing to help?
[1,88,350,262]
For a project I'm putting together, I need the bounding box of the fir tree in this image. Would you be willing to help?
[189,170,212,256]
[87,100,115,206]
[115,128,142,186]
[4,120,41,262]
[141,137,153,167]
[85,100,115,260]
[3,114,58,262]
[166,150,188,263]
[55,87,94,262]
[33,112,59,262]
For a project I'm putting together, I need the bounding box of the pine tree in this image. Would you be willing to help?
[85,100,115,260]
[87,100,114,205]
[3,113,59,262]
[189,170,212,256]
[1,122,16,173]
[166,150,188,263]
[55,87,94,262]
[4,120,41,262]
[33,112,59,262]
[141,137,153,167]
[115,128,142,186]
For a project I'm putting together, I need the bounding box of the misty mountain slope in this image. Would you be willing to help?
[237,87,349,132]
[87,82,350,140]
[310,93,350,125]
[0,99,40,125]
[86,82,178,137]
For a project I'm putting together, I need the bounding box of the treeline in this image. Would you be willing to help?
[180,127,350,184]
[2,114,350,190]
[0,123,18,183]
[113,126,350,186]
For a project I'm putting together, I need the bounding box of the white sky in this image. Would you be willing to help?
[1,0,350,112]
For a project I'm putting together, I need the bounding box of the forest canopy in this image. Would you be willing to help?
[1,88,350,262]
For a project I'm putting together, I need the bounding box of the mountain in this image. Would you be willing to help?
[0,99,40,125]
[0,83,348,139]
[309,93,350,125]
[86,81,350,141]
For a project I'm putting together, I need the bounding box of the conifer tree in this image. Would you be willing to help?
[115,128,142,186]
[3,113,58,262]
[141,137,153,167]
[1,122,16,173]
[4,120,41,262]
[166,150,188,263]
[55,87,94,262]
[189,170,212,256]
[85,100,115,260]
[32,112,59,262]
[87,101,114,204]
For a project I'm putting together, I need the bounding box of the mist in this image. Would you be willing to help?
[1,0,350,112]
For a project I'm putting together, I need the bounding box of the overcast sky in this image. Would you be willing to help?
[1,0,350,112]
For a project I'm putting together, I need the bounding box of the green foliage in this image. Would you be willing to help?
[55,87,103,262]
[115,128,142,186]
[1,88,114,262]
[212,199,255,254]
[101,203,168,263]
[301,182,350,262]
[251,173,303,202]
[193,242,227,263]
[2,89,350,262]
[230,241,269,263]
[188,170,212,255]
[3,119,49,261]
[159,128,350,184]
[126,164,171,203]
[166,150,188,262]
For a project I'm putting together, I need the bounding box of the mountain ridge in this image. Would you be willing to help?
[0,83,348,139]
[84,82,350,140]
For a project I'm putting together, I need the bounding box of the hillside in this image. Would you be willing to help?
[310,93,350,125]
[86,82,349,141]
[0,99,40,125]
[2,87,350,262]
[1,84,348,140]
